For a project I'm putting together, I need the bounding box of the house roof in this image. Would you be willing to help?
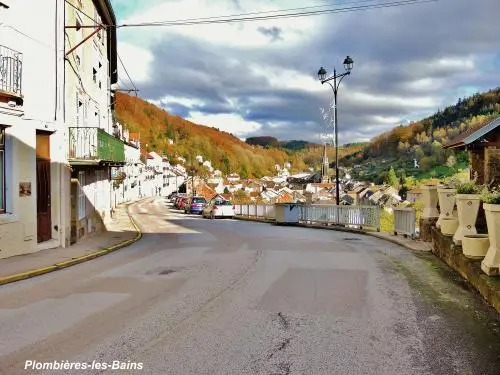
[444,117,500,149]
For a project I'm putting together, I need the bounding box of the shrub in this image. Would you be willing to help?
[481,188,500,204]
[456,182,480,194]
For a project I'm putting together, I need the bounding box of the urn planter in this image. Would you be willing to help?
[481,203,500,276]
[440,218,458,236]
[462,234,489,259]
[421,185,439,219]
[453,194,480,245]
[436,187,457,229]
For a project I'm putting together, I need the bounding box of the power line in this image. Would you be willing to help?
[138,0,380,26]
[64,0,103,26]
[117,53,138,94]
[116,0,438,28]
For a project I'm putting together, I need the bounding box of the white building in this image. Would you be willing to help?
[0,0,70,258]
[65,0,123,244]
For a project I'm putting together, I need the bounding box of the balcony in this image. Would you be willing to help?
[69,127,125,166]
[0,45,23,103]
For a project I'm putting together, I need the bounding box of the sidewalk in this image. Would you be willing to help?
[0,201,141,285]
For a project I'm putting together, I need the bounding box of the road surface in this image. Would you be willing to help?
[0,198,499,375]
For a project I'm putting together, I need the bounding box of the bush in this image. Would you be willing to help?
[456,182,480,194]
[481,189,500,204]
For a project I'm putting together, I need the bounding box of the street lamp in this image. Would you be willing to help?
[317,55,354,205]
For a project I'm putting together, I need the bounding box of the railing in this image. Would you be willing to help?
[300,204,380,230]
[68,127,125,163]
[0,45,23,97]
[234,204,275,220]
[393,207,416,238]
[234,203,380,230]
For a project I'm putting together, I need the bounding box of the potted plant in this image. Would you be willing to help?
[421,184,439,219]
[481,189,500,276]
[452,182,481,245]
[436,176,460,229]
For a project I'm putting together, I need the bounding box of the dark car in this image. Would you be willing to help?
[184,196,207,214]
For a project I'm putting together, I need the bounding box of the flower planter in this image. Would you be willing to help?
[440,218,458,236]
[421,185,439,219]
[453,194,480,245]
[481,203,500,276]
[462,235,489,259]
[436,187,457,229]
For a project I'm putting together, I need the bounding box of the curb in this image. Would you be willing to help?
[0,204,143,286]
[234,216,431,252]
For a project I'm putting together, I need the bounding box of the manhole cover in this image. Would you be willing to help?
[343,237,361,241]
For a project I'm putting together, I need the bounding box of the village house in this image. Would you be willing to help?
[65,0,126,244]
[444,116,500,187]
[0,1,70,257]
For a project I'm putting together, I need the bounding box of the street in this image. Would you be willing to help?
[0,198,499,375]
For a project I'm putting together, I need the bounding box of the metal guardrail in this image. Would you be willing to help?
[393,207,416,238]
[234,204,275,220]
[0,45,23,97]
[69,127,125,163]
[235,203,380,230]
[300,204,380,230]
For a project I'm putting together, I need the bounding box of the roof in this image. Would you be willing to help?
[444,117,500,149]
[129,132,140,140]
[93,0,117,84]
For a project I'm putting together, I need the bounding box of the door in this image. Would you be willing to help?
[37,159,51,243]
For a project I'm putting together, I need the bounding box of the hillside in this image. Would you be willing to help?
[346,87,500,183]
[114,93,308,178]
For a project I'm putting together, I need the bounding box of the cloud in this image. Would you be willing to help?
[111,0,500,143]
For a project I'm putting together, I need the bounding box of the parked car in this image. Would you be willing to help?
[202,198,235,219]
[175,196,189,210]
[184,196,207,214]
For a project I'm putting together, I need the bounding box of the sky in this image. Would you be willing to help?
[110,0,500,144]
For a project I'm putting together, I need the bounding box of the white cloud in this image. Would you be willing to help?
[186,112,262,138]
[117,42,153,84]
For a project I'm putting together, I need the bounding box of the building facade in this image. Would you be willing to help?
[0,0,70,258]
[64,0,124,244]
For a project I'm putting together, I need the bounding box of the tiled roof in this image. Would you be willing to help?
[444,117,500,149]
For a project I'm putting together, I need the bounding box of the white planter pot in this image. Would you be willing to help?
[421,185,439,219]
[436,187,457,228]
[462,235,489,259]
[481,203,500,276]
[453,194,480,245]
[440,218,458,236]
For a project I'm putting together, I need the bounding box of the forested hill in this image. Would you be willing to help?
[346,87,500,181]
[114,92,308,178]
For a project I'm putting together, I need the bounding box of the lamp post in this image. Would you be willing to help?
[317,55,354,206]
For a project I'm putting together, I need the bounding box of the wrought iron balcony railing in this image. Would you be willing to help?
[69,127,125,165]
[0,45,23,98]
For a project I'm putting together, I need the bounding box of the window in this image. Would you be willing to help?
[92,68,97,83]
[0,127,5,213]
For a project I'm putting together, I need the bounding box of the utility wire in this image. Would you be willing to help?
[138,0,381,26]
[117,53,138,94]
[117,0,438,28]
[64,0,102,26]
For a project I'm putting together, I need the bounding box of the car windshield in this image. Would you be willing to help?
[215,200,232,206]
[192,197,206,203]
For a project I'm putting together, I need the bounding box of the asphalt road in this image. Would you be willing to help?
[0,198,499,375]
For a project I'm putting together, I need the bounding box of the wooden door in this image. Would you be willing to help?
[37,159,52,243]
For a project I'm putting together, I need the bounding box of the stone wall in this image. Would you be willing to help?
[469,149,484,184]
[431,227,500,313]
[485,147,500,188]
